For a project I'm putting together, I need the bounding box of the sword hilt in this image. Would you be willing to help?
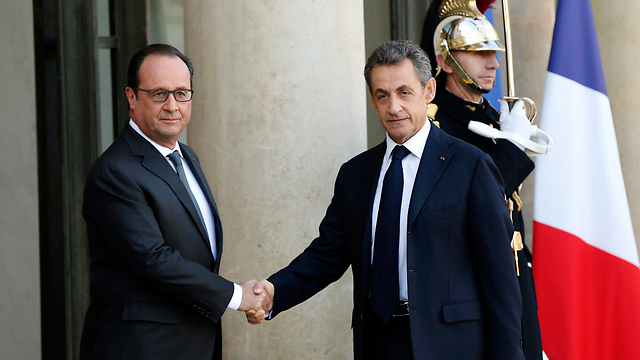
[500,96,537,123]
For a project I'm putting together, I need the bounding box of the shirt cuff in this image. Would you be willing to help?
[227,283,242,311]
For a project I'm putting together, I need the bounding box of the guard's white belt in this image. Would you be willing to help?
[468,121,553,155]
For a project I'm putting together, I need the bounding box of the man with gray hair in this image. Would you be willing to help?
[251,40,524,360]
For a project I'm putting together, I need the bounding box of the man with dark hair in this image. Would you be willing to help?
[420,1,543,359]
[251,40,524,360]
[127,44,195,90]
[79,44,271,360]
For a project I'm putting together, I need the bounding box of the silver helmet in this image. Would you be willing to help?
[433,0,504,93]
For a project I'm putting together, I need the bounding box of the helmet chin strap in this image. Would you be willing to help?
[438,39,491,94]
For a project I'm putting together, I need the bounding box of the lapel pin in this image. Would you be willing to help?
[440,156,445,161]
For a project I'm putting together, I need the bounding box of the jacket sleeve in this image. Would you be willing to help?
[267,163,352,318]
[83,163,235,323]
[488,139,535,196]
[468,154,525,360]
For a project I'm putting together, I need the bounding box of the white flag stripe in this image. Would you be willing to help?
[534,72,639,267]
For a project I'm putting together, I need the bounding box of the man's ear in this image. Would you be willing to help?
[125,87,136,111]
[369,91,379,112]
[436,54,453,75]
[424,78,436,104]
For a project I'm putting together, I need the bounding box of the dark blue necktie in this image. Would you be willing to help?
[370,145,411,323]
[167,151,208,237]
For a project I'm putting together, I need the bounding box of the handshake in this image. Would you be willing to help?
[238,279,274,325]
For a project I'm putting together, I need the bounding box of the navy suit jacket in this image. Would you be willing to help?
[268,123,524,360]
[80,125,234,360]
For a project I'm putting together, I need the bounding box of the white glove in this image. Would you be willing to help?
[499,99,534,151]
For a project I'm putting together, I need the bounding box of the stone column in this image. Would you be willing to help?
[592,0,640,251]
[0,1,40,359]
[184,1,367,359]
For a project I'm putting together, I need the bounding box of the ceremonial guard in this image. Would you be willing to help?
[420,1,548,359]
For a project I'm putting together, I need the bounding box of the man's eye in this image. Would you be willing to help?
[176,90,187,97]
[151,90,167,99]
[377,94,387,100]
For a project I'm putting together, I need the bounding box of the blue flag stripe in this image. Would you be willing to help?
[548,0,607,95]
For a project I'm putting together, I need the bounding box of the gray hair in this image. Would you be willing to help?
[364,40,432,92]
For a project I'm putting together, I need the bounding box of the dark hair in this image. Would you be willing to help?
[364,40,432,93]
[126,44,194,91]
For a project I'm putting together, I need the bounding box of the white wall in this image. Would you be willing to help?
[0,1,41,359]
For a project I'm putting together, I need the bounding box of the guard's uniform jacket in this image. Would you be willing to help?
[431,82,543,360]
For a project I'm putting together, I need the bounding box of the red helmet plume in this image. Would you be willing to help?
[476,0,497,14]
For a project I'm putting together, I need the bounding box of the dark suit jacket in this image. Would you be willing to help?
[80,125,234,360]
[268,123,524,360]
[432,84,542,360]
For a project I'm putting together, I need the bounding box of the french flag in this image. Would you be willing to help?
[533,0,640,358]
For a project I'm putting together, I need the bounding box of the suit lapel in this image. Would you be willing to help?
[122,126,213,253]
[180,146,219,216]
[361,142,386,283]
[181,145,224,260]
[408,124,454,228]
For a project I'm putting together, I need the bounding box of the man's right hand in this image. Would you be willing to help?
[499,99,534,151]
[238,280,275,325]
[239,279,274,324]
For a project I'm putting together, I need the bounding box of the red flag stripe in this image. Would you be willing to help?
[533,221,640,360]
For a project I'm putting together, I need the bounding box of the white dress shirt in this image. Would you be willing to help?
[129,120,242,310]
[371,120,431,301]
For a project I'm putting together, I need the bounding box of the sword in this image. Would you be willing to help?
[500,0,536,120]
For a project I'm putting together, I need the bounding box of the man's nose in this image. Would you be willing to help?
[163,93,180,111]
[489,53,499,69]
[389,96,402,115]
